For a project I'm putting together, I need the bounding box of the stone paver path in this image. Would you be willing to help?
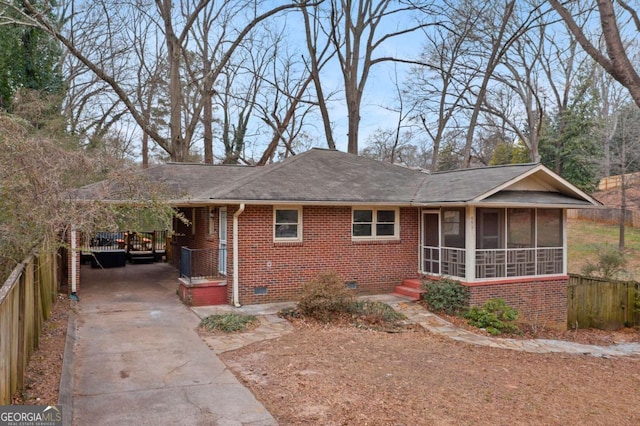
[194,294,640,359]
[385,297,640,358]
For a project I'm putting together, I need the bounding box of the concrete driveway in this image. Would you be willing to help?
[70,262,276,426]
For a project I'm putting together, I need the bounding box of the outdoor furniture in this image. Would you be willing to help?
[90,250,127,268]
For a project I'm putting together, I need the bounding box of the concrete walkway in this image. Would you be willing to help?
[69,263,276,426]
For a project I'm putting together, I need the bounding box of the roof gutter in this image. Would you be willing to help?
[232,203,245,307]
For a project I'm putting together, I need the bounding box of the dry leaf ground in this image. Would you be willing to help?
[12,296,69,405]
[220,321,640,425]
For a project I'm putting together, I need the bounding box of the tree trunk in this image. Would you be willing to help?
[159,0,184,162]
[619,144,626,251]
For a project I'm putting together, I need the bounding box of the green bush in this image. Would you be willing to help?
[297,271,354,322]
[350,300,407,326]
[199,313,258,333]
[421,278,469,315]
[581,244,627,279]
[464,299,519,335]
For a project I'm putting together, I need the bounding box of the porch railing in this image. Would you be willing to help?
[476,247,563,279]
[81,230,168,260]
[423,246,564,279]
[180,247,217,282]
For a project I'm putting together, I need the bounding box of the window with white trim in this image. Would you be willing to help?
[352,208,399,239]
[274,207,302,241]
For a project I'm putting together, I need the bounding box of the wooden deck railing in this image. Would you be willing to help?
[0,244,58,404]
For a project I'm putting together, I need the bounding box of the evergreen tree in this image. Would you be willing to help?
[539,76,602,192]
[0,1,64,111]
[490,140,530,165]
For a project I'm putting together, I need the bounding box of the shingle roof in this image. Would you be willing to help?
[414,163,541,203]
[71,148,600,207]
[71,163,254,203]
[203,149,428,204]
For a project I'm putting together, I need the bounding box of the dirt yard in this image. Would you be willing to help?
[12,296,69,405]
[220,321,640,425]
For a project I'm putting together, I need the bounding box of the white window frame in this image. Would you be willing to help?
[351,207,400,240]
[273,206,303,242]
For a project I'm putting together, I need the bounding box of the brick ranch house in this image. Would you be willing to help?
[73,148,600,327]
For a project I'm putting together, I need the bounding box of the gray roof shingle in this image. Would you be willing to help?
[71,148,599,207]
[203,149,428,203]
[414,163,540,203]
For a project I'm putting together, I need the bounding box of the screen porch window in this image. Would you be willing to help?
[440,208,465,277]
[274,207,302,241]
[352,208,398,239]
[476,208,563,278]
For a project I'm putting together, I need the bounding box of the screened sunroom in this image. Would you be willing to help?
[416,163,601,283]
[421,206,567,282]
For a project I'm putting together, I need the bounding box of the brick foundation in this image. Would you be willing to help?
[465,276,568,329]
[178,278,227,306]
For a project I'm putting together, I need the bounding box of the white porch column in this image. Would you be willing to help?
[465,206,476,282]
[562,209,568,275]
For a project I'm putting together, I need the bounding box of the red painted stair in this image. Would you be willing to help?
[392,278,425,301]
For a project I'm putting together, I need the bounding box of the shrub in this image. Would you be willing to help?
[350,300,407,327]
[421,278,469,315]
[297,271,355,322]
[581,244,627,279]
[199,313,258,333]
[464,299,519,335]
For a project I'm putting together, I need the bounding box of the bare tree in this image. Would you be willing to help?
[549,0,640,110]
[214,36,273,164]
[1,0,304,162]
[609,103,640,249]
[300,0,338,150]
[595,64,632,177]
[312,0,435,154]
[486,15,548,163]
[255,35,319,165]
[404,4,478,171]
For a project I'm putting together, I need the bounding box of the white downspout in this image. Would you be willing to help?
[232,204,245,307]
[70,226,79,300]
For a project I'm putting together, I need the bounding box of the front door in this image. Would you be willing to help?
[422,211,440,274]
[218,207,227,275]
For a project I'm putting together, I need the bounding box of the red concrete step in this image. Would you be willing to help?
[393,278,425,301]
[401,278,423,290]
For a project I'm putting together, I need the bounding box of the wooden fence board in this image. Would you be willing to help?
[0,248,59,405]
[568,274,639,330]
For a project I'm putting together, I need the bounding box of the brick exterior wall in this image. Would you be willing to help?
[234,205,419,305]
[173,205,568,328]
[466,277,568,329]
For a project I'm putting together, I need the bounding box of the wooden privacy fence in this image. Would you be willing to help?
[0,245,58,405]
[567,208,640,228]
[567,274,640,330]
